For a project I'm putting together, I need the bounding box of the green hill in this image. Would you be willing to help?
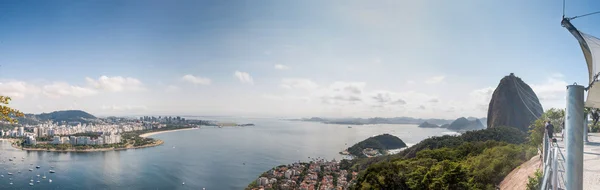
[17,110,97,125]
[351,126,535,189]
[346,134,407,158]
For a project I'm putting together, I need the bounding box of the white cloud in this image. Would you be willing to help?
[0,81,39,99]
[234,71,254,85]
[274,64,290,70]
[469,87,495,112]
[531,74,568,109]
[101,105,148,111]
[181,74,211,85]
[280,78,319,91]
[165,85,180,92]
[42,82,97,98]
[86,76,144,92]
[425,75,445,84]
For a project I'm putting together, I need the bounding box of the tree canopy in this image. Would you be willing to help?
[0,96,23,123]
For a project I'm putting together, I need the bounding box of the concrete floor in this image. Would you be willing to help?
[554,133,600,190]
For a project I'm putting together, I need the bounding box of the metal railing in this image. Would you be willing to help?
[540,132,567,190]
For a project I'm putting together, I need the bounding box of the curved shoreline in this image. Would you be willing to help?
[5,127,197,152]
[139,127,197,138]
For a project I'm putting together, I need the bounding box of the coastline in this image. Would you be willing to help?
[5,127,198,152]
[13,140,165,152]
[139,127,197,138]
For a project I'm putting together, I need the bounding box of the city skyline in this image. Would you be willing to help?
[1,1,600,119]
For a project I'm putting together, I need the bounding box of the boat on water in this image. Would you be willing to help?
[30,179,33,182]
[7,172,12,175]
[49,170,55,173]
[9,182,12,185]
[42,175,46,179]
[29,182,33,186]
[36,166,40,169]
[36,174,40,177]
[36,180,40,183]
[49,179,52,183]
[29,169,32,171]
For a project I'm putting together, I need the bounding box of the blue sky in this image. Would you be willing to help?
[0,0,599,119]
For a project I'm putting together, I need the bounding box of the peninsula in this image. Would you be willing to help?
[1,110,253,152]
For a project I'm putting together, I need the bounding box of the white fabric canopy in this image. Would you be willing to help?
[579,33,600,108]
[563,18,600,108]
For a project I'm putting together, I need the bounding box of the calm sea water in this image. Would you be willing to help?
[0,118,457,190]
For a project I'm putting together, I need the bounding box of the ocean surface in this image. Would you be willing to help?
[0,118,458,190]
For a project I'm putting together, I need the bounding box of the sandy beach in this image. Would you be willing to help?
[139,127,197,138]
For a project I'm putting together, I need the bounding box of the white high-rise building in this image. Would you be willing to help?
[18,127,24,137]
[52,136,61,144]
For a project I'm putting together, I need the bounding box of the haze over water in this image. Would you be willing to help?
[0,118,456,189]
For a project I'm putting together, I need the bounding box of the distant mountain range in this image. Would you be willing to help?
[293,116,487,126]
[18,110,98,125]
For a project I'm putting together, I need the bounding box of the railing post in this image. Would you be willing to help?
[544,132,549,164]
[584,113,589,143]
[553,146,558,190]
[566,84,584,190]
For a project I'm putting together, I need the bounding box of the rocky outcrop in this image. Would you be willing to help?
[487,73,543,131]
[418,121,439,128]
[447,117,485,131]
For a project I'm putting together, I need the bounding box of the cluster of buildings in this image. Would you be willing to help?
[252,159,358,190]
[1,120,170,146]
[48,132,122,146]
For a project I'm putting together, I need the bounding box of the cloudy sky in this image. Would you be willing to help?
[0,0,599,119]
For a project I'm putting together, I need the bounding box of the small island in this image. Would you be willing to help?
[418,121,439,128]
[340,134,407,158]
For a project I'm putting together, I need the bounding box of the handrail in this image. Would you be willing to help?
[540,130,567,190]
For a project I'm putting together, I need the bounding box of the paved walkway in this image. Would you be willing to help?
[555,133,600,190]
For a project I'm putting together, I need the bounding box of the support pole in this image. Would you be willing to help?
[566,84,584,190]
[584,113,589,143]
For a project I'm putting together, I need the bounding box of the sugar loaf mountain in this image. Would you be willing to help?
[487,73,543,131]
[249,73,546,190]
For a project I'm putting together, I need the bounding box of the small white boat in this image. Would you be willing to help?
[36,180,40,183]
[182,182,185,185]
[7,172,12,175]
[0,175,3,177]
[49,179,52,183]
[30,179,33,182]
[36,174,40,177]
[9,182,12,185]
[42,175,46,179]
[36,166,40,169]
[49,170,55,173]
[29,182,33,186]
[29,169,32,171]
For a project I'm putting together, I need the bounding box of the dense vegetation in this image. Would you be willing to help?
[18,110,97,125]
[351,126,536,189]
[347,134,407,158]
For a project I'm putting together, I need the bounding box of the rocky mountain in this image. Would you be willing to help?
[447,117,485,131]
[418,121,439,128]
[18,110,98,125]
[487,73,543,131]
